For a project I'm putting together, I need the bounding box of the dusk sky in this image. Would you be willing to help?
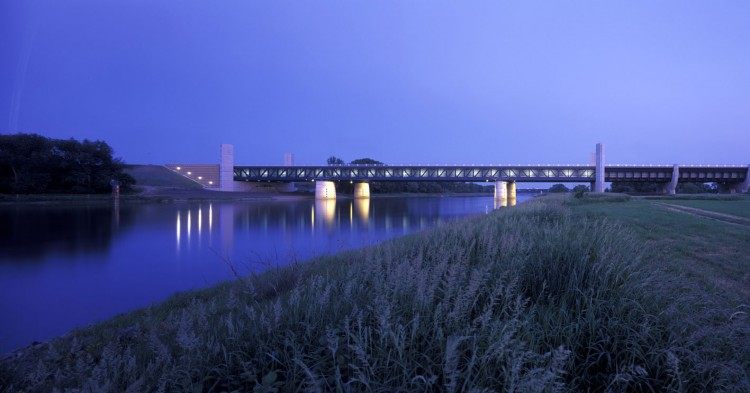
[2,1,749,166]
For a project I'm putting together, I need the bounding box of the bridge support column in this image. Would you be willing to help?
[594,143,605,192]
[354,182,370,199]
[494,181,508,202]
[666,165,679,195]
[283,152,296,192]
[736,165,750,194]
[506,181,516,205]
[219,144,235,192]
[315,181,336,200]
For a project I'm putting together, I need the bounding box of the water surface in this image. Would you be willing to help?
[0,195,526,353]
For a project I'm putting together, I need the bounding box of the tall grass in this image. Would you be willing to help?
[2,198,747,391]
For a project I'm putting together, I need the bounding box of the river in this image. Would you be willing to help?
[0,195,528,353]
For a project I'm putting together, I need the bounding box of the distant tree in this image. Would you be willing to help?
[610,181,661,194]
[0,133,134,194]
[326,156,345,165]
[349,158,384,165]
[677,182,714,194]
[610,181,715,195]
[572,184,588,198]
[549,184,569,193]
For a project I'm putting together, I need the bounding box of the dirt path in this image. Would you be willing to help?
[655,202,750,227]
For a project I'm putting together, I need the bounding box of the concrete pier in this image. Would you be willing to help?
[315,181,336,200]
[219,144,235,192]
[737,165,750,193]
[594,143,605,192]
[282,152,296,192]
[353,182,370,199]
[666,165,679,195]
[494,181,508,201]
[507,181,516,203]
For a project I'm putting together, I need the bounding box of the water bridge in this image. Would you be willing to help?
[167,144,749,200]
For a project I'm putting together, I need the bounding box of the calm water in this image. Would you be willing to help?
[0,195,527,353]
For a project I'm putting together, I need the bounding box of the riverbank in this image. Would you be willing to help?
[2,195,748,391]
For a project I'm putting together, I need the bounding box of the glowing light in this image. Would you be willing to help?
[315,199,336,226]
[187,171,192,175]
[187,210,191,240]
[176,212,181,247]
[176,166,181,170]
[208,181,213,185]
[198,176,203,180]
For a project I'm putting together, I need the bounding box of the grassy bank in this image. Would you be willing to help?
[2,197,748,391]
[124,165,203,189]
[658,198,750,219]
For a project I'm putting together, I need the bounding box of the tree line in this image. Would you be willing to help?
[0,133,134,194]
[548,182,718,194]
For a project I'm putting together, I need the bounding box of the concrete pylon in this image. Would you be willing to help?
[282,152,296,192]
[315,181,336,200]
[507,181,516,203]
[666,165,679,195]
[494,181,508,201]
[594,143,605,192]
[219,144,235,192]
[736,165,750,193]
[354,182,370,198]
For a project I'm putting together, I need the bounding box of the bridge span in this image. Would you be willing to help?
[166,143,749,200]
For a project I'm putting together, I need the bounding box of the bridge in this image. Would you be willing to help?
[167,144,749,201]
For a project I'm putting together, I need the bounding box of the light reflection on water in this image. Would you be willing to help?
[0,195,527,353]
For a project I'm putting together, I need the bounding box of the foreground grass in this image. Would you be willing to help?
[2,197,748,391]
[572,198,750,307]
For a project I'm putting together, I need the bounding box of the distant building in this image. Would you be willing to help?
[284,152,294,167]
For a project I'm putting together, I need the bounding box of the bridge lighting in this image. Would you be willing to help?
[198,176,203,180]
[176,167,181,170]
[187,171,192,175]
[208,181,213,185]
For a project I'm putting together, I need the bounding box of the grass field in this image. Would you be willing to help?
[658,198,750,219]
[2,195,748,391]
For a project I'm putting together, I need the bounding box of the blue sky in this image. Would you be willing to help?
[2,1,749,166]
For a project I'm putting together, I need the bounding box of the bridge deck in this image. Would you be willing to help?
[233,165,748,183]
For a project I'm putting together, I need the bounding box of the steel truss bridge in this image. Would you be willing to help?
[234,165,749,183]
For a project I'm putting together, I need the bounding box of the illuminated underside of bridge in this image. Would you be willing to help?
[233,165,748,183]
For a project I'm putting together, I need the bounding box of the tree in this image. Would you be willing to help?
[610,181,660,194]
[572,184,588,198]
[326,156,345,165]
[0,133,134,194]
[610,181,715,195]
[549,184,569,193]
[677,182,714,194]
[350,158,384,166]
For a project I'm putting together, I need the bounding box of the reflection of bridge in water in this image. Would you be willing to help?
[172,197,521,254]
[167,143,750,199]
